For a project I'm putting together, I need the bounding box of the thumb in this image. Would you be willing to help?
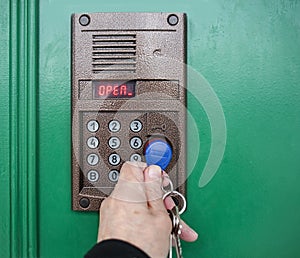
[144,165,165,211]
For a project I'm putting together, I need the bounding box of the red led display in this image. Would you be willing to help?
[93,81,136,99]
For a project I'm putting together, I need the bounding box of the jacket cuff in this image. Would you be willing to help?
[84,239,150,258]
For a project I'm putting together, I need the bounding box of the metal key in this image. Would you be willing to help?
[168,205,183,258]
[162,175,186,258]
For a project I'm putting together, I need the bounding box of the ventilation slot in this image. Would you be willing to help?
[92,34,137,73]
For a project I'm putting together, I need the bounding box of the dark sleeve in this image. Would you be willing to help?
[84,239,151,258]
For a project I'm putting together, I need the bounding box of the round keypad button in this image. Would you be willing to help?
[87,153,99,166]
[130,153,142,162]
[87,120,99,132]
[130,137,143,149]
[109,153,121,166]
[87,136,99,149]
[87,170,99,182]
[108,137,121,149]
[130,120,143,132]
[109,120,121,132]
[109,170,119,182]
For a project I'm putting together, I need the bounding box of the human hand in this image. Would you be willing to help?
[97,162,198,258]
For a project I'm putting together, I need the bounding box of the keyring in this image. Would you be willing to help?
[162,190,187,215]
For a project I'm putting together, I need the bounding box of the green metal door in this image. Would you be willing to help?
[1,0,300,257]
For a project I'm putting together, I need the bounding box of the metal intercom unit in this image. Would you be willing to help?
[72,12,187,211]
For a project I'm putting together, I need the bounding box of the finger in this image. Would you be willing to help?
[119,161,147,182]
[164,195,175,210]
[179,219,198,242]
[164,196,198,242]
[110,161,148,203]
[162,171,170,187]
[143,165,165,211]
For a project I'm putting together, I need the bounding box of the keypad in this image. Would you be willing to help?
[80,110,180,204]
[83,114,146,186]
[82,110,180,193]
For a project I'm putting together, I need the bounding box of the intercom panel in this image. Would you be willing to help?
[72,12,187,211]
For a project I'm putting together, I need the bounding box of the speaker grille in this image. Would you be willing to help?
[92,34,137,73]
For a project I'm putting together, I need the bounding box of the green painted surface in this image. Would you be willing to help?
[0,0,11,256]
[1,0,300,257]
[1,0,38,257]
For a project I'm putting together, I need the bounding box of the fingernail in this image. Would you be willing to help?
[148,166,161,179]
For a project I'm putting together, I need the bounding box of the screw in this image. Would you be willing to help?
[167,14,179,26]
[79,14,90,26]
[79,197,90,208]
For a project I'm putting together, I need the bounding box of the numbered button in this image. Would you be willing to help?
[87,153,99,166]
[87,136,99,149]
[109,170,119,182]
[130,137,143,149]
[130,120,143,132]
[87,170,99,182]
[87,120,99,132]
[130,153,142,162]
[109,153,121,166]
[109,120,121,132]
[108,137,121,149]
